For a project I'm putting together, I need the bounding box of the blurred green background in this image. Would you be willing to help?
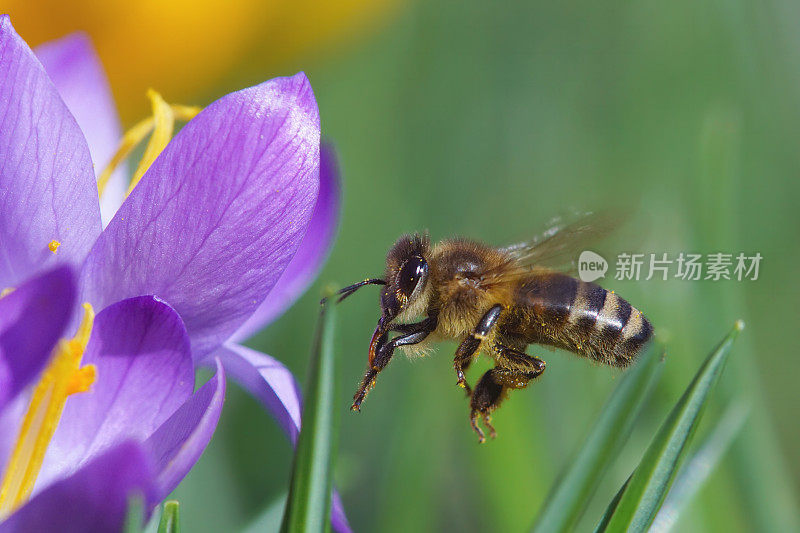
[18,0,800,530]
[177,1,800,531]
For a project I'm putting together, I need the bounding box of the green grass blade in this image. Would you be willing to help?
[649,401,749,532]
[597,320,744,533]
[593,475,631,533]
[532,344,664,533]
[157,500,181,533]
[280,301,338,533]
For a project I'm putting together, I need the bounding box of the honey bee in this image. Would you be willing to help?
[329,213,653,442]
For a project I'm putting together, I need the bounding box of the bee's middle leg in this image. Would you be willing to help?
[453,304,503,393]
[453,338,477,396]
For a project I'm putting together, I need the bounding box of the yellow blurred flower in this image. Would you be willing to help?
[6,0,398,122]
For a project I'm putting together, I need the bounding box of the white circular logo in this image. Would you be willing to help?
[578,250,608,282]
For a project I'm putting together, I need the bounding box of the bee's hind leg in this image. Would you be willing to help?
[495,345,547,378]
[469,368,504,443]
[468,348,546,443]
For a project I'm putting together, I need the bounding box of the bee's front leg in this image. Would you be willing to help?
[351,315,437,411]
[454,304,503,393]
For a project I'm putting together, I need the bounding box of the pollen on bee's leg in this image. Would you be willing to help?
[48,240,61,253]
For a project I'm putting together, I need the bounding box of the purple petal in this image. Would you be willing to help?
[81,73,320,357]
[38,296,194,489]
[144,359,225,497]
[232,142,341,341]
[0,16,102,288]
[0,266,75,412]
[0,441,158,533]
[35,33,126,227]
[331,491,353,533]
[209,344,352,533]
[213,343,302,443]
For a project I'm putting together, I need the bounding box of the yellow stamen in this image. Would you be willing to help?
[0,304,96,518]
[126,90,174,197]
[97,98,201,199]
[0,288,14,298]
[47,240,60,253]
[97,116,154,197]
[170,104,202,121]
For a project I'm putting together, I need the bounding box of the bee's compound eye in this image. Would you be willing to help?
[397,256,427,297]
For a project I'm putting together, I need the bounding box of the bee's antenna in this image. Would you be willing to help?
[320,278,386,306]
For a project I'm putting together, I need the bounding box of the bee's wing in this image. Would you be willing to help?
[500,210,623,274]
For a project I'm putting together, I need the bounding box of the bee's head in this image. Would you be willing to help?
[379,232,431,322]
[363,233,431,366]
[327,232,431,367]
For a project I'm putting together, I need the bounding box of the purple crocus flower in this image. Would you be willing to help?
[0,266,224,532]
[0,15,348,531]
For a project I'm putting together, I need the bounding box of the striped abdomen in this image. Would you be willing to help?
[513,272,653,367]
